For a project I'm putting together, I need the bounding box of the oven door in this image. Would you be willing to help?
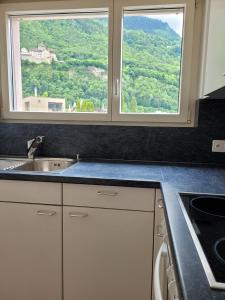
[153,241,169,300]
[167,263,179,300]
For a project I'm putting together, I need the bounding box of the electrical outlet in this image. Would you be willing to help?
[212,140,225,152]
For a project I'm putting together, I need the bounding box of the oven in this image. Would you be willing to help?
[153,197,179,300]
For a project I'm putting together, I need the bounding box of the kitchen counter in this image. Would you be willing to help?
[1,159,225,300]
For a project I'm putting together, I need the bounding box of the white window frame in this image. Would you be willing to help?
[0,0,113,122]
[0,0,196,125]
[112,0,196,123]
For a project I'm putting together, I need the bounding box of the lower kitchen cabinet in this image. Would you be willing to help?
[63,206,154,300]
[0,181,156,300]
[0,202,62,300]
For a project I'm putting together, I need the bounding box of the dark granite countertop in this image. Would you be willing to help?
[1,160,225,300]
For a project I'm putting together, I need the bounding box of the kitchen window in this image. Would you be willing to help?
[0,0,197,124]
[10,12,109,114]
[121,9,183,114]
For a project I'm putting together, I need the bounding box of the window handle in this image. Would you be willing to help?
[114,79,120,96]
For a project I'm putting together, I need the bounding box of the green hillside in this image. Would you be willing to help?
[20,16,182,113]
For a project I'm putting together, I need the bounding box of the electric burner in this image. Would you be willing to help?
[179,193,225,289]
[214,238,225,265]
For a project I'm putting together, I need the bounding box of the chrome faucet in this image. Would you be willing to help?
[27,136,45,159]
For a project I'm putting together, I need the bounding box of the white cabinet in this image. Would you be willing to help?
[63,184,155,300]
[0,181,62,300]
[0,180,156,300]
[201,0,225,95]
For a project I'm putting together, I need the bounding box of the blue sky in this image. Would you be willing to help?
[149,13,183,36]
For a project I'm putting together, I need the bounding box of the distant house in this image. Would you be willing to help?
[21,45,57,64]
[23,96,65,112]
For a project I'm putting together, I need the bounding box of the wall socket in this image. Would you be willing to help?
[212,140,225,152]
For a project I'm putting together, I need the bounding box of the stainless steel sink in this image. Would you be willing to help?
[0,159,27,171]
[13,158,76,172]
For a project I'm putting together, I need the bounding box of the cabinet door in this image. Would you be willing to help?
[63,206,154,300]
[0,202,62,300]
[202,0,225,95]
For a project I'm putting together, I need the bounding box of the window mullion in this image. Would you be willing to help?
[111,0,123,121]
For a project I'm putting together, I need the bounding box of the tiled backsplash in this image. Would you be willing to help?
[0,99,225,164]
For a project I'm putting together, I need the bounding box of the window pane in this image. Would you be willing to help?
[121,9,183,114]
[10,12,108,113]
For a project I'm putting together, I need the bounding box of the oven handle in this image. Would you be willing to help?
[153,241,168,300]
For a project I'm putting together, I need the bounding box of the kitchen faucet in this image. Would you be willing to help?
[27,136,45,159]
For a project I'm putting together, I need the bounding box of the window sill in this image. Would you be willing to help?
[0,113,196,127]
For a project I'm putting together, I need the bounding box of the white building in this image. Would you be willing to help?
[21,45,57,64]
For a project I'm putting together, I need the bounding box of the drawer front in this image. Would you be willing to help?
[0,180,62,205]
[63,184,155,211]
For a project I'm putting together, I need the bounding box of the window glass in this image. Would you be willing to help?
[121,9,184,114]
[10,12,109,113]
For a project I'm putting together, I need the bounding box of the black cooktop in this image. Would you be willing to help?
[179,193,225,285]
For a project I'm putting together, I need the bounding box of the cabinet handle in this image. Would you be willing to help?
[36,210,56,216]
[97,190,118,196]
[69,212,89,218]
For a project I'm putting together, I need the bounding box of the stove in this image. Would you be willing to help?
[179,193,225,290]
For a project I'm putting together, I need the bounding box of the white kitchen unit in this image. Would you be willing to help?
[0,180,156,300]
[201,0,225,95]
[63,184,155,300]
[0,181,62,300]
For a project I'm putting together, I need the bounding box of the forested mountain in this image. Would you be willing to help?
[20,16,182,113]
[124,16,180,40]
